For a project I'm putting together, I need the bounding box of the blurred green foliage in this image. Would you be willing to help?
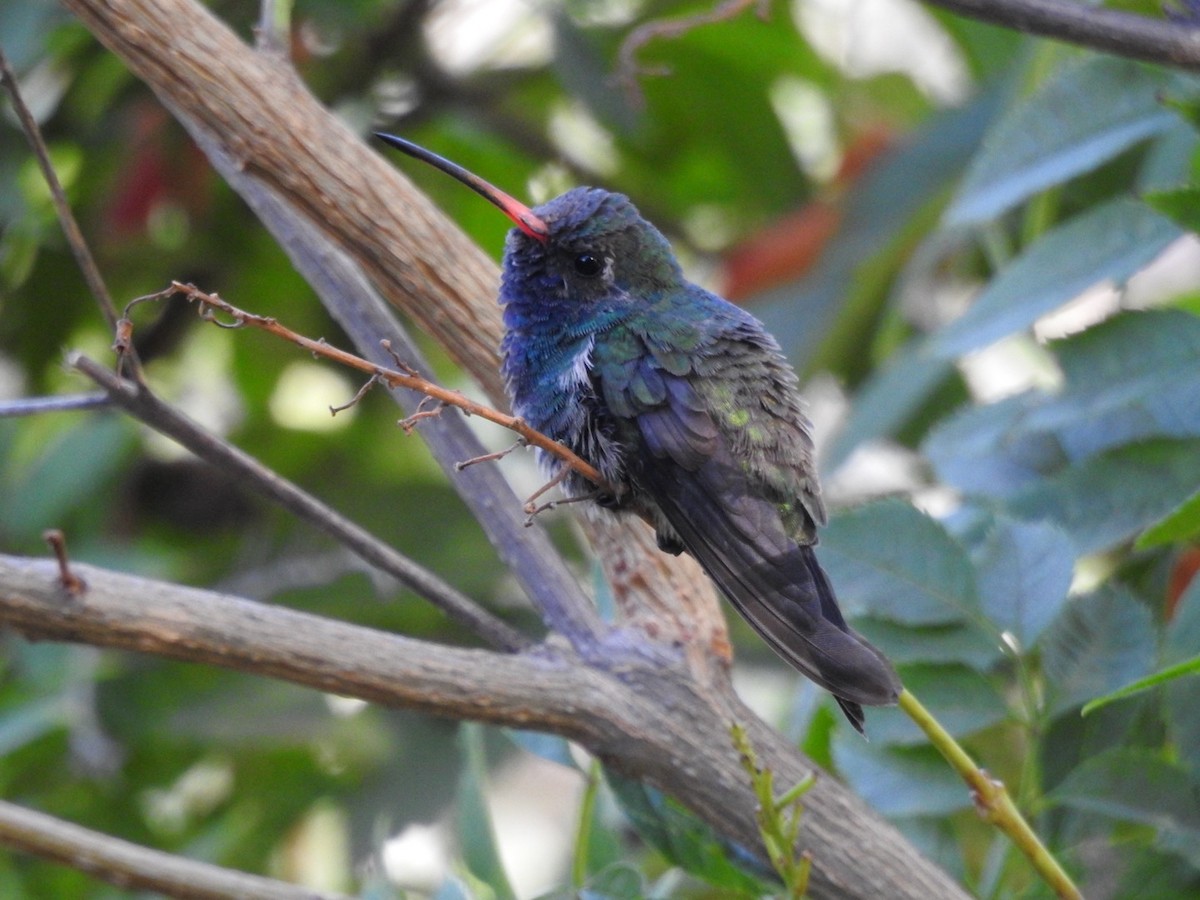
[4,0,1200,897]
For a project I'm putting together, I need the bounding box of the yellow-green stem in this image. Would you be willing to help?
[571,759,602,888]
[897,689,1081,900]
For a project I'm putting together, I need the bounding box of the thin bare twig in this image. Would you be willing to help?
[0,46,127,342]
[69,353,530,652]
[135,281,615,496]
[329,372,380,415]
[42,530,86,595]
[0,799,345,900]
[456,438,525,472]
[524,490,601,526]
[616,0,769,103]
[523,466,573,516]
[920,0,1200,71]
[0,393,110,417]
[397,396,446,434]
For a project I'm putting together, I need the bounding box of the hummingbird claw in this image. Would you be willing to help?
[522,466,572,511]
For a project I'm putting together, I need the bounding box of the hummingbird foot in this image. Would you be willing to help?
[522,477,629,526]
[521,466,574,525]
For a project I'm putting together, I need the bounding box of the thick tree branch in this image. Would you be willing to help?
[69,353,530,653]
[0,554,968,899]
[64,0,505,397]
[923,0,1200,70]
[0,799,346,900]
[0,556,597,733]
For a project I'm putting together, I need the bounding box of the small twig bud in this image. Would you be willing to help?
[42,529,86,596]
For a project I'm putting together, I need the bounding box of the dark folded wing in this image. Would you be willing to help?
[632,429,900,715]
[595,325,900,729]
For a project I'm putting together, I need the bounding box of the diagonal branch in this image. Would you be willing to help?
[922,0,1200,70]
[0,799,347,900]
[168,123,609,650]
[124,281,610,495]
[0,44,130,368]
[68,353,530,653]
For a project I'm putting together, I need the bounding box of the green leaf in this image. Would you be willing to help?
[0,697,65,757]
[1167,575,1200,666]
[1040,586,1155,717]
[1035,310,1200,457]
[1081,655,1200,716]
[825,341,956,472]
[503,729,579,771]
[933,199,1180,357]
[1,414,137,540]
[1166,578,1200,780]
[819,499,980,626]
[861,665,1008,746]
[831,738,971,817]
[1145,185,1200,233]
[456,723,516,900]
[946,58,1178,225]
[433,875,478,900]
[762,90,1001,375]
[1009,439,1200,555]
[1137,486,1200,548]
[0,3,71,70]
[1115,847,1200,900]
[1049,748,1200,868]
[973,518,1073,648]
[924,394,1064,498]
[603,773,768,894]
[577,864,649,900]
[1138,122,1200,192]
[853,618,1002,671]
[926,311,1200,501]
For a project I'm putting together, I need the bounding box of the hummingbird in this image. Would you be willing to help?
[378,134,901,733]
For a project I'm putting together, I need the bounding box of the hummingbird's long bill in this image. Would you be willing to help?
[376,133,550,241]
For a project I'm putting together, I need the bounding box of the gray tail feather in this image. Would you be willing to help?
[641,460,900,735]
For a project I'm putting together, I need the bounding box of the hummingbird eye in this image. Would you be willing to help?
[573,253,604,278]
